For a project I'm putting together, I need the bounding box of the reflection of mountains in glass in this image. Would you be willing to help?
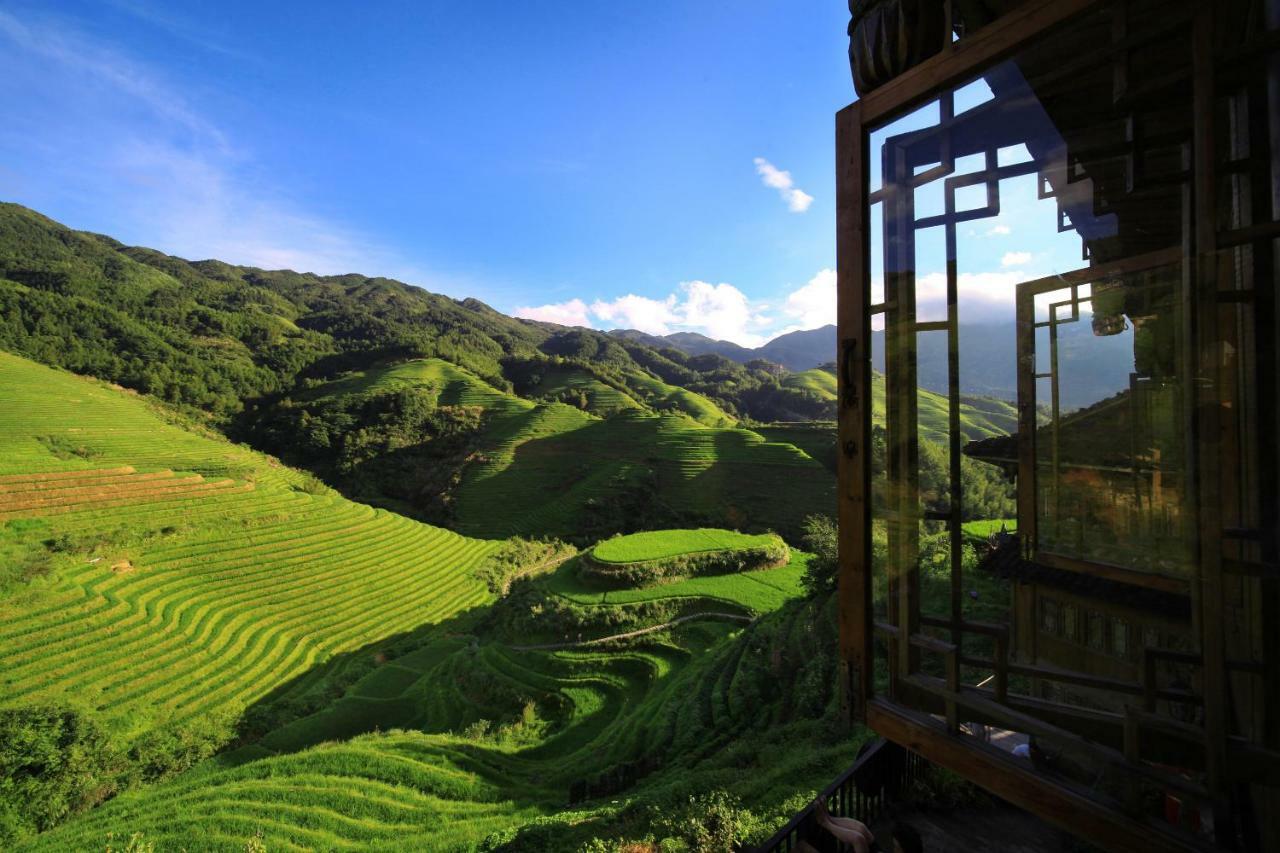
[872,321,1134,410]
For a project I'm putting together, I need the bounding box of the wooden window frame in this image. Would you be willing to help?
[835,0,1280,848]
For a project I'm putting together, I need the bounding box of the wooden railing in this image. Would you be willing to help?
[750,738,929,852]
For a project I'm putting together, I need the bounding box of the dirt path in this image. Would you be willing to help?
[510,611,752,651]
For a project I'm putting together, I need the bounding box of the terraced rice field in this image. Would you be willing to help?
[1,352,853,849]
[302,357,534,418]
[0,467,252,520]
[618,370,735,427]
[456,411,835,540]
[533,366,643,416]
[32,601,858,852]
[781,368,838,399]
[870,371,1018,444]
[591,528,783,564]
[281,358,828,541]
[545,552,809,614]
[0,352,497,734]
[29,622,731,850]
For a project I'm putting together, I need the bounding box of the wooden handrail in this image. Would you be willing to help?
[750,738,923,853]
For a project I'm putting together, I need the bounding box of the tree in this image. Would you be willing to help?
[800,514,838,596]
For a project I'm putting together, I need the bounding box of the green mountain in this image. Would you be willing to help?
[0,202,906,540]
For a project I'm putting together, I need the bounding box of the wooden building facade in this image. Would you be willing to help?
[836,1,1280,849]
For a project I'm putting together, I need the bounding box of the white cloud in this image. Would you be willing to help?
[781,268,836,330]
[986,224,1011,236]
[1001,251,1032,267]
[753,157,813,213]
[590,294,680,335]
[916,270,1031,317]
[680,281,764,345]
[518,281,772,346]
[514,298,591,327]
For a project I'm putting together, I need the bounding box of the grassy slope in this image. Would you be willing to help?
[618,369,736,427]
[298,363,833,541]
[0,356,856,849]
[531,365,644,416]
[0,352,496,742]
[303,358,534,416]
[295,359,809,542]
[870,372,1017,444]
[781,369,837,398]
[591,528,782,563]
[782,369,1018,445]
[455,410,836,541]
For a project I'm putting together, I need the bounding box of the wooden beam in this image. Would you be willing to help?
[868,699,1215,853]
[1034,551,1190,596]
[858,0,1102,128]
[1014,246,1183,299]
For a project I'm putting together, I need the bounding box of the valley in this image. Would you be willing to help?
[0,205,1016,850]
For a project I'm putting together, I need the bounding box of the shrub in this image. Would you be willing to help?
[0,707,121,841]
[650,790,760,852]
[475,537,577,595]
[799,515,837,597]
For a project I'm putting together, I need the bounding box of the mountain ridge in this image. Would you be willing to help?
[609,326,836,372]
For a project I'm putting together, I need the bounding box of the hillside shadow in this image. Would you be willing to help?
[214,596,683,813]
[220,603,493,767]
[459,415,681,542]
[669,429,835,542]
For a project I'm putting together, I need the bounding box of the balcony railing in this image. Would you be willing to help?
[751,738,929,852]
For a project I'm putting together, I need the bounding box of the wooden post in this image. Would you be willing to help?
[837,101,874,722]
[1191,3,1233,840]
[884,133,921,689]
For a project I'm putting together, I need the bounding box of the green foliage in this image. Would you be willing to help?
[648,790,762,852]
[0,202,549,416]
[475,537,577,594]
[0,707,119,841]
[799,515,838,597]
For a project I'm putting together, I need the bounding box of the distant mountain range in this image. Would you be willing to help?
[609,326,837,372]
[615,320,1135,411]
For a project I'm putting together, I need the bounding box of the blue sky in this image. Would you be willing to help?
[0,1,849,344]
[1,1,1084,345]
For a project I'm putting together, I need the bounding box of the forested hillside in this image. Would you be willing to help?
[0,203,842,424]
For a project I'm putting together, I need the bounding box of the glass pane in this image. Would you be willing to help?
[1028,263,1191,577]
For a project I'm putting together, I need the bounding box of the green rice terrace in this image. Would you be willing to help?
[581,529,790,587]
[0,352,868,850]
[589,529,781,565]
